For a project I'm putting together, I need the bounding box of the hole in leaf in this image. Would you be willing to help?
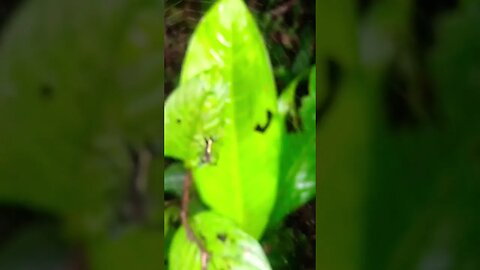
[255,110,273,133]
[217,233,227,242]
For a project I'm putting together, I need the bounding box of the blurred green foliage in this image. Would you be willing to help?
[0,0,163,269]
[318,0,480,270]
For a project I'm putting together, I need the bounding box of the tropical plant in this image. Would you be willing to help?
[163,0,316,269]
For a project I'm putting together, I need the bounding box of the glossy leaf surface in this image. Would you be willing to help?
[182,0,280,239]
[169,211,271,270]
[270,67,316,226]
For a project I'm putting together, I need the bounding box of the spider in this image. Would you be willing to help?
[199,136,218,166]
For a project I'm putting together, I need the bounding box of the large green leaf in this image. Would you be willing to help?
[169,211,271,270]
[270,67,316,226]
[0,0,162,237]
[178,0,281,239]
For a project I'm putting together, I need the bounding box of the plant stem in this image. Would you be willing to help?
[181,170,209,270]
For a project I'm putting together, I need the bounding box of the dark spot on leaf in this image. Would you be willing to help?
[176,118,181,124]
[217,233,227,242]
[39,84,54,100]
[255,110,273,133]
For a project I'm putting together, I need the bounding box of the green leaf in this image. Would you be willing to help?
[169,211,272,270]
[164,205,181,269]
[164,206,180,238]
[164,70,230,167]
[178,0,281,239]
[164,163,188,197]
[270,67,316,225]
[309,66,317,103]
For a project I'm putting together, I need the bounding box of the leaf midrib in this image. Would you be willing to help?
[226,3,244,227]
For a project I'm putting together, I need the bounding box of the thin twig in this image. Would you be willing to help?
[181,170,209,270]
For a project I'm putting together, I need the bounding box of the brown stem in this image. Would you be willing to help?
[181,170,209,270]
